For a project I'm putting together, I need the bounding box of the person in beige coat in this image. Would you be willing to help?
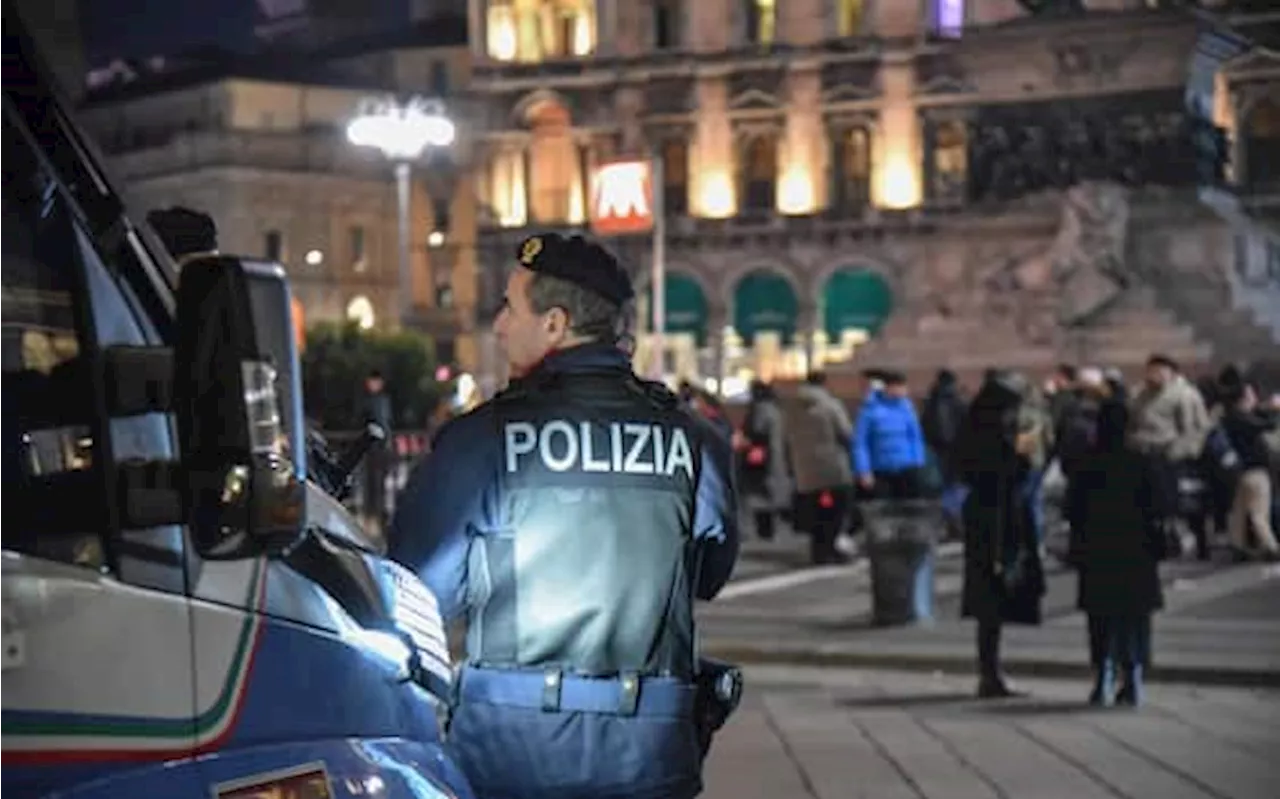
[780,372,855,564]
[1127,354,1210,547]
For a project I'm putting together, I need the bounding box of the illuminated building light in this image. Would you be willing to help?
[346,295,376,330]
[573,9,595,56]
[777,167,817,215]
[879,153,921,210]
[698,172,736,219]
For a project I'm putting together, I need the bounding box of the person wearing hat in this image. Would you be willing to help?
[1128,353,1211,556]
[387,232,740,799]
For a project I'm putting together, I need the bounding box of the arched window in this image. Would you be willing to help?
[928,119,968,203]
[661,139,689,215]
[832,126,872,212]
[739,134,779,212]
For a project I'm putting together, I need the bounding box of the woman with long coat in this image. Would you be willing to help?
[1071,400,1165,706]
[740,380,790,540]
[956,371,1047,698]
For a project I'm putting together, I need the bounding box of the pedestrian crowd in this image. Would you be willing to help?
[680,355,1280,704]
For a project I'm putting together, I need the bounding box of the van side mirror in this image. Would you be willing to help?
[172,255,307,559]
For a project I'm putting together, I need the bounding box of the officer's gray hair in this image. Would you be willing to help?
[527,272,629,343]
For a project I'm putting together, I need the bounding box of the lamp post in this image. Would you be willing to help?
[346,96,456,327]
[649,149,666,382]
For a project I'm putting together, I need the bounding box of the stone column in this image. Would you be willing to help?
[874,53,922,210]
[596,0,617,56]
[467,0,485,58]
[615,82,647,156]
[780,65,823,214]
[707,305,728,396]
[692,76,736,218]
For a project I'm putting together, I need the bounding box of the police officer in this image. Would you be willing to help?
[388,232,740,799]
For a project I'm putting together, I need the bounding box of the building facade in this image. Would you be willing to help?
[467,0,1280,393]
[77,16,487,372]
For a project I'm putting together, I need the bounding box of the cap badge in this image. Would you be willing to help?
[520,237,543,265]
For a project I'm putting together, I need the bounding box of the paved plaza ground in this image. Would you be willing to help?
[704,537,1280,686]
[703,666,1280,799]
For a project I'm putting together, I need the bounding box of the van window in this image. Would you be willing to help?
[3,113,105,568]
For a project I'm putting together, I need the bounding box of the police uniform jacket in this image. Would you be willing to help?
[387,342,740,799]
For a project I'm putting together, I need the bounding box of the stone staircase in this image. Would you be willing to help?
[1139,189,1280,375]
[1149,275,1277,359]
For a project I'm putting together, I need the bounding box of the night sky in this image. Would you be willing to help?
[79,0,413,66]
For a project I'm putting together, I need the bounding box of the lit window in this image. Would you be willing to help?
[487,2,517,60]
[837,0,864,37]
[542,1,595,58]
[746,0,776,45]
[492,1,596,62]
[933,0,965,38]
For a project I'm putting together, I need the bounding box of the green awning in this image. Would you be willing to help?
[733,271,798,345]
[823,270,893,338]
[645,273,709,345]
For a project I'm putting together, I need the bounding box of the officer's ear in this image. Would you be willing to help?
[543,305,571,340]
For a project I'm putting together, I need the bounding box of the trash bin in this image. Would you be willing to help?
[863,499,940,627]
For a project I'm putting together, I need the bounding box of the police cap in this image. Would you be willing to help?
[515,233,634,307]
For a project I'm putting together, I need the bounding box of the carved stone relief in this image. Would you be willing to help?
[934,182,1132,344]
[1048,37,1140,90]
[820,59,879,103]
[644,77,696,115]
[728,66,788,108]
[914,52,975,97]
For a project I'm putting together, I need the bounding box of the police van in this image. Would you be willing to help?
[2,14,474,799]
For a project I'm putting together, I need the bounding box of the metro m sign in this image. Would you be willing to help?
[590,159,654,235]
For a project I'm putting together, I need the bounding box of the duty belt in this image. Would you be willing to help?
[457,667,696,718]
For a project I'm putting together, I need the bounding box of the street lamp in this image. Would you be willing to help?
[347,96,456,326]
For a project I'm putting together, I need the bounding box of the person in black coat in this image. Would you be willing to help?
[1071,400,1165,707]
[957,370,1046,698]
[740,380,790,540]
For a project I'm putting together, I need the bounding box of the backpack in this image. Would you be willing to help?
[1200,425,1241,479]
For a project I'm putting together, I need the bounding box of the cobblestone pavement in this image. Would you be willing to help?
[703,666,1280,799]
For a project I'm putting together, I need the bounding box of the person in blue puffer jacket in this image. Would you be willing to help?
[852,370,928,499]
